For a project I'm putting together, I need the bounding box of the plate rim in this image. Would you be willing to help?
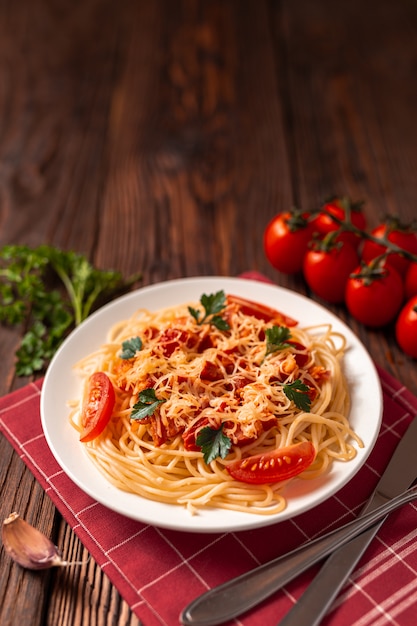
[40,276,383,533]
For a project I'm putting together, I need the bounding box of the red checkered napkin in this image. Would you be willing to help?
[1,367,417,626]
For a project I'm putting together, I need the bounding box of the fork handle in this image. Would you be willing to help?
[277,519,385,626]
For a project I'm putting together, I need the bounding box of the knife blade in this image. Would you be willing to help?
[278,415,417,626]
[180,416,417,626]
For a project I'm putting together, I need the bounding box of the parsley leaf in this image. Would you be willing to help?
[200,291,227,316]
[283,379,312,412]
[196,424,232,464]
[120,336,143,359]
[188,290,230,330]
[130,389,166,420]
[264,325,292,358]
[210,315,231,331]
[15,321,54,376]
[15,293,73,376]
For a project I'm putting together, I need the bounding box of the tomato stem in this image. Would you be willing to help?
[350,253,390,284]
[285,209,311,232]
[318,209,417,262]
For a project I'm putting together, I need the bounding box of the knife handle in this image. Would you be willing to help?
[277,518,386,626]
[180,486,417,626]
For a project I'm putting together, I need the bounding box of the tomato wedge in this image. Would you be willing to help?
[226,441,315,484]
[227,294,297,327]
[80,372,115,442]
[183,417,210,451]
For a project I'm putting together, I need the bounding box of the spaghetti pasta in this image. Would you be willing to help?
[69,292,363,515]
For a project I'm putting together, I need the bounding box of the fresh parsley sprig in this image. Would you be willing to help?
[43,246,139,326]
[130,389,166,420]
[283,379,312,412]
[188,291,230,331]
[264,325,292,359]
[196,424,232,464]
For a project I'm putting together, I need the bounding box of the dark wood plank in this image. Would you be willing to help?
[271,0,417,221]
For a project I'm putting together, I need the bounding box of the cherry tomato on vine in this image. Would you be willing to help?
[345,264,404,328]
[264,211,315,274]
[80,372,115,442]
[303,241,359,303]
[226,441,316,485]
[313,197,367,248]
[361,221,417,276]
[395,296,417,358]
[405,262,417,300]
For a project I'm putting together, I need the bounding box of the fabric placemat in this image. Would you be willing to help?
[1,345,417,625]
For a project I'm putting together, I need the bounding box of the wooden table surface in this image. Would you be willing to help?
[1,1,417,624]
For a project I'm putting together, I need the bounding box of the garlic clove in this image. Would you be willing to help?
[2,512,86,570]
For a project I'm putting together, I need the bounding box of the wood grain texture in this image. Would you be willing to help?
[1,1,417,624]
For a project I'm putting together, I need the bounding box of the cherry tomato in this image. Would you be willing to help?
[303,242,359,303]
[227,294,297,327]
[314,197,367,247]
[361,222,417,276]
[264,211,315,274]
[80,372,115,442]
[395,296,417,358]
[345,265,404,327]
[405,262,417,300]
[226,441,315,485]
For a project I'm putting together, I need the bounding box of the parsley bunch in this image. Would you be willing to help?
[0,244,141,376]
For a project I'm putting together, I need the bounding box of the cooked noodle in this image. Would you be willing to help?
[68,294,363,515]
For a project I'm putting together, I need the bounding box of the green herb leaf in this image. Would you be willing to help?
[196,424,232,464]
[188,290,230,330]
[15,321,50,377]
[264,325,292,358]
[120,336,143,359]
[188,306,200,322]
[210,315,230,331]
[130,389,166,420]
[201,291,227,316]
[283,379,311,412]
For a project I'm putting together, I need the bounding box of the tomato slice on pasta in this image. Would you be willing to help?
[226,441,315,484]
[227,294,298,327]
[80,372,115,442]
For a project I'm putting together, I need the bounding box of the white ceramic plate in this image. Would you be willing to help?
[41,276,382,533]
